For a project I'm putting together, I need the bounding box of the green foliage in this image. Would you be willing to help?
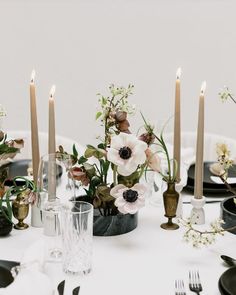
[118,171,140,188]
[78,156,88,165]
[84,145,106,159]
[83,163,96,178]
[0,144,18,155]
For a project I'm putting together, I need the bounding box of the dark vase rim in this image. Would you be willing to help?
[221,196,236,217]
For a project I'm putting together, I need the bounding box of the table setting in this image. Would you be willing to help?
[0,69,235,295]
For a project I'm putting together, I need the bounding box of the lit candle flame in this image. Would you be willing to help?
[200,81,206,95]
[31,70,36,83]
[176,67,182,80]
[49,85,56,98]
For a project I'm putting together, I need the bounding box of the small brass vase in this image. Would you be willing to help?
[12,194,29,230]
[161,182,179,230]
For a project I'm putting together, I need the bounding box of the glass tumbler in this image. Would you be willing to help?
[61,201,93,275]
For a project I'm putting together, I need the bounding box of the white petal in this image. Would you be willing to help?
[123,159,138,172]
[125,134,139,149]
[114,197,126,207]
[116,205,128,214]
[110,184,126,197]
[117,164,137,176]
[132,183,147,195]
[133,140,147,152]
[131,149,146,165]
[123,202,139,214]
[107,148,124,166]
[110,135,124,150]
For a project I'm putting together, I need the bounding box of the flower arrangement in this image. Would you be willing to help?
[69,84,174,217]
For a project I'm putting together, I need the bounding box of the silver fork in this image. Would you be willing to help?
[189,270,203,294]
[175,279,186,295]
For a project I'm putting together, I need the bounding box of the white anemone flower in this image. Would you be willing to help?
[107,133,148,176]
[110,183,146,214]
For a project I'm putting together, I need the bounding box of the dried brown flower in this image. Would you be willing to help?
[139,133,155,145]
[115,111,127,122]
[70,167,90,186]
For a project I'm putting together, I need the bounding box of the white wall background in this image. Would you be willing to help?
[0,0,236,147]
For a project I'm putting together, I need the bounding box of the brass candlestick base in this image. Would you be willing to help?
[12,193,29,230]
[161,217,179,230]
[14,221,29,230]
[161,182,179,231]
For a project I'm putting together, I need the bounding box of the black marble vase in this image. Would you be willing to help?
[220,197,236,234]
[93,209,138,236]
[0,207,13,236]
[75,195,138,236]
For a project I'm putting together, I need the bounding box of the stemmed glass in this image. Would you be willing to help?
[37,153,78,260]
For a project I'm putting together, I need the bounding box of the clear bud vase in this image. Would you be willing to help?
[161,182,179,230]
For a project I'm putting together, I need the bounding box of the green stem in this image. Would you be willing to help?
[113,165,117,186]
[139,163,147,179]
[229,94,236,104]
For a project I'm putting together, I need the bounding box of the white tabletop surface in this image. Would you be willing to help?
[0,192,235,295]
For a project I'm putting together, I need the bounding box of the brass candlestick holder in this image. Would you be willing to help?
[161,182,179,230]
[12,192,29,230]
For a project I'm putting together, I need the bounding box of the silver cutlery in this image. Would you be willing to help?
[72,286,80,295]
[221,255,236,267]
[175,279,186,295]
[189,270,202,294]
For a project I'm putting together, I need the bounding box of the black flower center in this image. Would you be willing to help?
[119,146,132,160]
[123,189,138,203]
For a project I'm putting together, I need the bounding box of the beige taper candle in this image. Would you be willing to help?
[194,81,206,199]
[48,85,56,154]
[173,67,181,182]
[30,70,40,184]
[48,85,56,201]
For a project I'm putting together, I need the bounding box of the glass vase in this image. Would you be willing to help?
[161,182,179,230]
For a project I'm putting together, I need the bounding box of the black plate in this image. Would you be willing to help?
[218,279,230,295]
[0,266,14,288]
[219,267,236,295]
[185,162,236,195]
[0,159,63,186]
[0,259,19,271]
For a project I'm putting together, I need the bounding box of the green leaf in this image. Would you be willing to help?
[103,161,110,175]
[84,145,106,159]
[97,143,106,149]
[78,156,88,164]
[83,163,96,178]
[91,176,101,187]
[84,148,95,158]
[0,144,18,155]
[96,111,102,120]
[118,171,140,188]
[73,144,78,158]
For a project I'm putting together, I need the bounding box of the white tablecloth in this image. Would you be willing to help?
[0,195,235,295]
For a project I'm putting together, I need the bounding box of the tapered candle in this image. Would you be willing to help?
[173,67,181,182]
[30,70,40,183]
[48,85,56,154]
[48,85,56,201]
[194,81,206,199]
